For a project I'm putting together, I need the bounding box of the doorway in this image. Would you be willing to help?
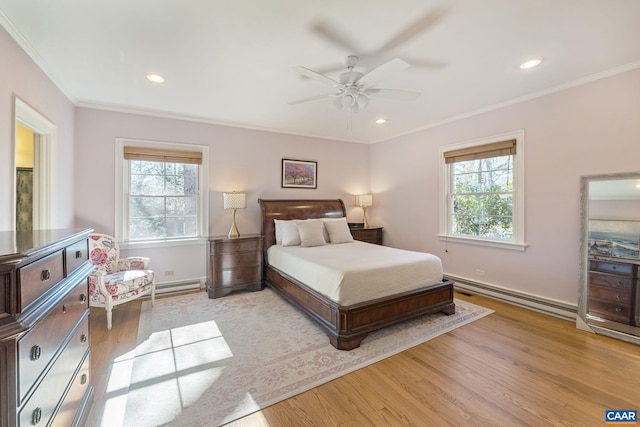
[13,97,57,230]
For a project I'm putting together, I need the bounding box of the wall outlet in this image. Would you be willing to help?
[475,269,485,276]
[164,270,174,276]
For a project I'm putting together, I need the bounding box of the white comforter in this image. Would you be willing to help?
[267,241,443,306]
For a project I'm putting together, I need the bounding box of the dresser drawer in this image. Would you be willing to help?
[219,266,261,286]
[589,260,635,276]
[589,271,634,291]
[17,280,89,403]
[215,239,261,254]
[50,350,91,427]
[19,250,64,311]
[588,298,632,324]
[65,239,89,277]
[216,251,261,269]
[18,314,89,427]
[588,285,632,304]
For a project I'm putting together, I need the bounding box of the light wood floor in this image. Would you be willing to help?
[87,291,640,426]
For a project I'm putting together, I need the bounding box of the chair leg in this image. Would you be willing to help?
[106,307,113,331]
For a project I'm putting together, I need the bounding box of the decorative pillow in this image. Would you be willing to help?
[296,219,327,247]
[274,219,287,245]
[323,217,354,244]
[280,220,302,246]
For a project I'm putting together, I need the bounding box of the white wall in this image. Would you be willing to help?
[73,108,371,283]
[0,25,76,231]
[371,68,640,306]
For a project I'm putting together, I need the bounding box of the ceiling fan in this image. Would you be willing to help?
[289,55,420,129]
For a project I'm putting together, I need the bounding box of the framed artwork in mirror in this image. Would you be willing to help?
[282,158,317,189]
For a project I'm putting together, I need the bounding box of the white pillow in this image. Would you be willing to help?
[323,217,354,244]
[296,219,327,247]
[274,219,284,245]
[280,220,302,246]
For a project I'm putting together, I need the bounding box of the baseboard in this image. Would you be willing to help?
[447,274,577,321]
[155,277,206,295]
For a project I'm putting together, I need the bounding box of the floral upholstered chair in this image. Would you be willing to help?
[88,233,155,330]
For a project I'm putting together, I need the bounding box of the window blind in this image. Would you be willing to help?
[123,146,203,165]
[443,139,516,164]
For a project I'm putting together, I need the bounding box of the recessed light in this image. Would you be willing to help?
[146,73,165,83]
[375,118,387,124]
[519,59,542,69]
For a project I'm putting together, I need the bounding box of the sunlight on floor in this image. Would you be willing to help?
[99,320,232,426]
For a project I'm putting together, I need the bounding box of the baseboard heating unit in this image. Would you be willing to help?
[447,274,577,321]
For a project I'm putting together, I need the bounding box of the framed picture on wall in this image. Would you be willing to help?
[282,158,317,189]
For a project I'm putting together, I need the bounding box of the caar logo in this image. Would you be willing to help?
[606,410,637,424]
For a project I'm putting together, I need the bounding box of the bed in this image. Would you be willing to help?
[258,198,455,350]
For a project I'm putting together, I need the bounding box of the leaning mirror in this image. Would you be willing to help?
[578,172,640,345]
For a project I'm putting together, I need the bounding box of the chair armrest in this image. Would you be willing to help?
[118,257,151,271]
[89,270,111,298]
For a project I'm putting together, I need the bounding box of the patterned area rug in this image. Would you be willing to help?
[122,288,492,426]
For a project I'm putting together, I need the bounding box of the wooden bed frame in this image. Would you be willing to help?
[258,198,455,350]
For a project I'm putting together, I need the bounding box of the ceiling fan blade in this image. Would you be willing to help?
[358,58,411,87]
[288,93,336,105]
[365,88,420,101]
[292,66,342,87]
[374,7,448,55]
[311,21,361,54]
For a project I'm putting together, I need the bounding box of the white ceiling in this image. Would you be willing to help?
[2,0,640,144]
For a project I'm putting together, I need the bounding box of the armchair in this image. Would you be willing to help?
[88,233,156,330]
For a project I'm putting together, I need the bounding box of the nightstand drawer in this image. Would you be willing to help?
[217,251,261,269]
[215,239,261,254]
[219,266,261,286]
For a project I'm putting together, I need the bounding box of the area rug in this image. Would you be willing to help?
[122,288,492,426]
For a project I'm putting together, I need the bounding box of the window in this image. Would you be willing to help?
[439,131,525,250]
[115,139,209,244]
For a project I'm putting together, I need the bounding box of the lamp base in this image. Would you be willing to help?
[228,209,240,239]
[362,207,369,229]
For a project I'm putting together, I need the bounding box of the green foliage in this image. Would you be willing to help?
[129,160,199,240]
[450,156,514,239]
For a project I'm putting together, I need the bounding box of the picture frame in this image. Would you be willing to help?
[588,219,640,260]
[282,158,317,189]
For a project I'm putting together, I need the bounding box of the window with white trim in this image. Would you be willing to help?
[439,131,526,250]
[115,139,209,243]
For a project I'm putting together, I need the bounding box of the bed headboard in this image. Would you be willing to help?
[258,199,346,251]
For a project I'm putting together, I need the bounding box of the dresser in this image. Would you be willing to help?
[0,229,94,427]
[588,259,638,326]
[349,226,383,245]
[207,235,263,298]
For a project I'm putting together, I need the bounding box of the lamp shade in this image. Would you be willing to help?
[223,192,247,210]
[355,194,373,208]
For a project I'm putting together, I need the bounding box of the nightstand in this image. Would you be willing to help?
[349,226,383,245]
[207,234,263,298]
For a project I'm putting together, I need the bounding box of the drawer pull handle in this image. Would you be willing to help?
[80,293,87,303]
[617,281,624,286]
[30,345,41,361]
[81,374,88,385]
[615,307,622,312]
[32,407,42,425]
[41,269,51,281]
[76,250,82,259]
[617,294,622,299]
[62,304,67,314]
[81,334,88,343]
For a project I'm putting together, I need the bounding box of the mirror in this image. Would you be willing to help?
[578,172,640,345]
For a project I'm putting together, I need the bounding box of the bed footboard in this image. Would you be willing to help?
[265,265,455,350]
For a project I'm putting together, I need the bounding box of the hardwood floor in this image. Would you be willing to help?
[87,291,640,426]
